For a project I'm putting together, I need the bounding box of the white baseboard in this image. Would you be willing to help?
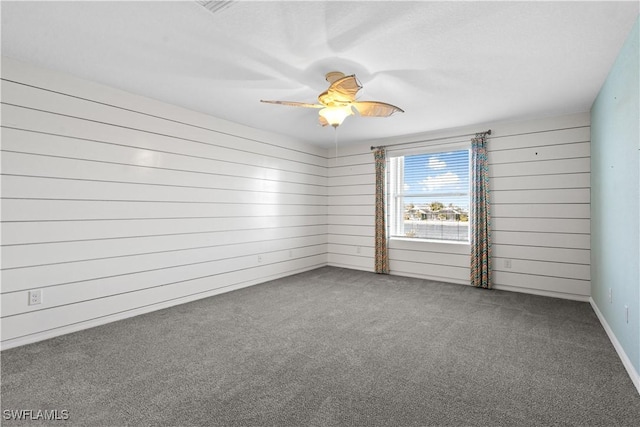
[494,284,590,302]
[590,297,640,395]
[389,270,470,286]
[327,262,373,273]
[0,263,325,351]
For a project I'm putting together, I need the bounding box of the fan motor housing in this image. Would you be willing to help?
[325,71,345,84]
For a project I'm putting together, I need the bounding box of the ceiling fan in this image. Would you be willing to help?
[260,71,404,128]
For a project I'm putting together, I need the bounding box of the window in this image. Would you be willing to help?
[390,148,470,242]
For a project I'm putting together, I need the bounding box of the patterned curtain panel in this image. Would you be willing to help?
[470,133,492,288]
[373,148,389,274]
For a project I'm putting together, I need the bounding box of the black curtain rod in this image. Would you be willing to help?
[370,129,491,151]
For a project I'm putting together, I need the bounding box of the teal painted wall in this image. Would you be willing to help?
[591,17,640,373]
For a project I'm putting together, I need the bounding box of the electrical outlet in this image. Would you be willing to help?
[608,288,612,303]
[504,259,512,269]
[29,289,42,306]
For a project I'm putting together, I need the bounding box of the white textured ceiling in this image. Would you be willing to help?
[1,1,638,147]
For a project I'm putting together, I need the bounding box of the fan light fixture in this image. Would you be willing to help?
[318,106,353,128]
[261,71,403,129]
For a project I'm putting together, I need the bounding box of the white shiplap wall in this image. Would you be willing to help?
[0,57,328,349]
[327,113,591,301]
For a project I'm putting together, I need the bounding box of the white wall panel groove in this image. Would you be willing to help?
[2,151,327,192]
[491,173,590,191]
[490,127,590,150]
[2,226,328,269]
[492,218,590,234]
[492,245,590,264]
[492,271,590,296]
[488,141,590,164]
[327,254,371,270]
[0,58,328,349]
[328,195,375,206]
[493,257,590,280]
[327,225,374,237]
[2,80,327,167]
[2,244,327,316]
[328,243,375,258]
[388,260,469,283]
[328,164,372,177]
[1,122,327,179]
[328,174,374,187]
[490,157,590,177]
[389,239,470,255]
[387,249,468,268]
[492,230,590,249]
[3,236,328,294]
[492,204,590,219]
[326,215,374,227]
[2,199,327,221]
[327,113,591,299]
[491,188,590,204]
[328,234,372,247]
[3,174,327,200]
[2,133,327,186]
[2,254,327,342]
[327,184,375,196]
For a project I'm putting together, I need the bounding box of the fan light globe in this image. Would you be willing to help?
[319,106,353,128]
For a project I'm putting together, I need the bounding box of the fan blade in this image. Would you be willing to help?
[260,100,324,108]
[351,101,404,117]
[318,74,362,106]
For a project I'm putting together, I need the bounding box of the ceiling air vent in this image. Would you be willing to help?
[195,1,234,15]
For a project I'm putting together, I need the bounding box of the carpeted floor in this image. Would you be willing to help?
[2,266,640,426]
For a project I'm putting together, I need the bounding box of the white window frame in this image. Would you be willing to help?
[388,143,471,244]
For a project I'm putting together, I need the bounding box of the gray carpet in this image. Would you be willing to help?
[2,266,640,426]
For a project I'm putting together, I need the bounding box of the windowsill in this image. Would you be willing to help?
[389,236,471,246]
